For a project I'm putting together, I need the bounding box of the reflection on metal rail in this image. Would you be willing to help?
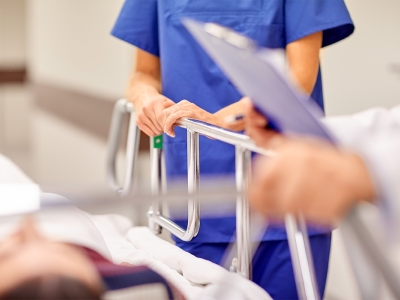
[107,99,320,299]
[106,99,140,197]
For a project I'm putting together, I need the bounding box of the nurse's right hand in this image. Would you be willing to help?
[131,88,174,137]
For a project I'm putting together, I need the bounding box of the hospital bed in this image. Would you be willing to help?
[106,99,321,300]
[106,99,400,300]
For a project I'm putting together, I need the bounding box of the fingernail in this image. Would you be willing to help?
[166,131,175,138]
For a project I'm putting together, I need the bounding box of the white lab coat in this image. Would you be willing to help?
[321,105,400,235]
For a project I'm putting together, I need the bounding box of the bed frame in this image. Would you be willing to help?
[107,99,334,300]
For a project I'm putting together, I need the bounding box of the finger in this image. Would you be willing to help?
[167,109,197,134]
[148,100,167,132]
[243,97,253,115]
[140,123,157,137]
[145,116,162,135]
[161,100,189,124]
[248,109,268,127]
[136,115,157,136]
[161,106,180,129]
[141,106,163,133]
[151,105,165,132]
[165,110,194,137]
[159,100,176,126]
[246,125,277,148]
[163,100,175,108]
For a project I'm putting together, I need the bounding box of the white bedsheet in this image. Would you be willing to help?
[0,154,41,215]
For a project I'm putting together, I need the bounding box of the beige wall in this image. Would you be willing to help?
[0,0,27,68]
[322,0,400,116]
[27,0,134,99]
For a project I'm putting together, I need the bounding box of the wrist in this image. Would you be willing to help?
[211,113,225,128]
[128,84,160,106]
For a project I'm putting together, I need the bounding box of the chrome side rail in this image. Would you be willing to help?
[286,214,320,300]
[235,146,252,279]
[107,99,321,299]
[174,119,321,299]
[148,130,201,241]
[106,99,140,197]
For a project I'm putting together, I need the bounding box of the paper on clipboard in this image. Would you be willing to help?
[183,19,335,143]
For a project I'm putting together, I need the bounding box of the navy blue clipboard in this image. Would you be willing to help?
[183,19,336,143]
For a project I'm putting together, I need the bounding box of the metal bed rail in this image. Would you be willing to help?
[106,99,321,300]
[106,99,140,197]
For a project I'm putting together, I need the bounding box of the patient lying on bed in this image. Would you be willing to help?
[0,215,183,300]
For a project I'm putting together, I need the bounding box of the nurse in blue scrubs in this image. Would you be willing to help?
[112,1,354,298]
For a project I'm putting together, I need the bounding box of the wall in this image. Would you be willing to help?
[0,0,28,150]
[322,0,400,116]
[18,0,139,187]
[27,0,134,99]
[0,0,27,68]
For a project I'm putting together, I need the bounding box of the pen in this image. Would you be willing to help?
[224,114,244,124]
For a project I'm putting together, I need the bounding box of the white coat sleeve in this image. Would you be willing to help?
[321,105,400,234]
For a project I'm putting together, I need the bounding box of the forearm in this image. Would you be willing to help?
[125,71,161,105]
[126,49,163,105]
[286,31,322,95]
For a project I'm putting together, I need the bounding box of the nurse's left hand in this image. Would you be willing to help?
[244,101,280,148]
[162,100,218,137]
[248,137,376,225]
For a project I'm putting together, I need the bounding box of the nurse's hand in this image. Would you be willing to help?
[244,102,279,148]
[162,100,218,137]
[248,137,376,225]
[132,89,175,137]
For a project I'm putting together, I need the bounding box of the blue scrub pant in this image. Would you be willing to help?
[176,233,331,300]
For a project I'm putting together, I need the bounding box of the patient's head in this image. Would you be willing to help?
[0,217,103,299]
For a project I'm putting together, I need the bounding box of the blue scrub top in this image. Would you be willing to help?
[112,0,354,243]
